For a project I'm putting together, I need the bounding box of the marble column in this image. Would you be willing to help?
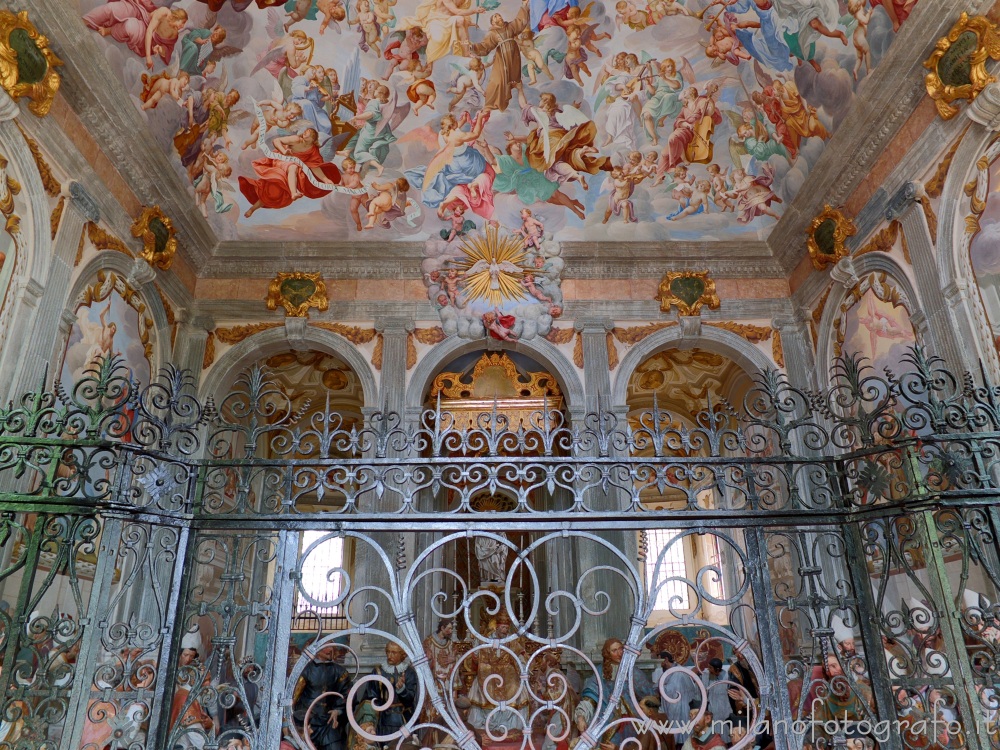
[5,182,96,401]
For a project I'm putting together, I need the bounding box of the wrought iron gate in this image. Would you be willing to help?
[2,349,1000,750]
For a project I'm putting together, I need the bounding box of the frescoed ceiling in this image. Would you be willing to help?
[37,0,934,263]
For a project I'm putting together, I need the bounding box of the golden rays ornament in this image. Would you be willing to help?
[456,225,528,307]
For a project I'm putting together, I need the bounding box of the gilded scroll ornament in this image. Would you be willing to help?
[266,272,329,317]
[807,205,856,270]
[656,270,720,316]
[924,13,1000,120]
[215,323,282,345]
[131,205,177,271]
[0,12,62,117]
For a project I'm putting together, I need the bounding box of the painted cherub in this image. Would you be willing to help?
[401,60,437,115]
[666,164,693,203]
[847,0,872,81]
[483,310,518,341]
[563,29,591,85]
[442,268,463,305]
[193,149,234,217]
[341,157,367,231]
[517,29,554,85]
[602,166,639,224]
[384,27,428,76]
[554,6,611,56]
[615,0,649,30]
[640,151,658,179]
[521,271,552,303]
[365,177,410,228]
[443,205,469,242]
[140,69,191,111]
[241,100,304,150]
[356,0,382,54]
[373,0,397,35]
[622,151,644,179]
[706,163,734,212]
[646,0,692,22]
[727,166,781,222]
[515,208,545,250]
[447,58,486,110]
[318,0,348,34]
[669,178,711,219]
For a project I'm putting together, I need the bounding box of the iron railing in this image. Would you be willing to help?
[0,349,998,750]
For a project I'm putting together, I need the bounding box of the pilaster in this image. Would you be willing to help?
[773,311,817,392]
[573,318,632,653]
[574,318,614,412]
[888,182,969,373]
[172,311,214,388]
[5,183,90,400]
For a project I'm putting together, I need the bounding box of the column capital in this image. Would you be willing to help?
[884,181,923,222]
[830,256,859,290]
[126,258,157,289]
[968,81,1000,131]
[68,182,101,223]
[284,316,309,350]
[375,317,414,335]
[573,317,614,334]
[0,89,19,122]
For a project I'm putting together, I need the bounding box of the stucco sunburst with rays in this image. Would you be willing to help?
[456,226,529,307]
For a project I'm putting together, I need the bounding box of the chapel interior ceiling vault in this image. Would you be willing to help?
[6,0,982,276]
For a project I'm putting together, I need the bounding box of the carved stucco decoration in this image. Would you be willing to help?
[0,11,61,117]
[214,323,283,345]
[656,271,721,317]
[431,352,562,401]
[924,13,1000,120]
[131,205,177,272]
[76,222,134,267]
[266,272,329,318]
[807,205,857,270]
[705,321,785,368]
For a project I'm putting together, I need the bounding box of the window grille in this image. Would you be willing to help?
[645,529,689,611]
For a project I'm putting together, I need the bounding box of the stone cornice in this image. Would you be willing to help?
[200,241,782,279]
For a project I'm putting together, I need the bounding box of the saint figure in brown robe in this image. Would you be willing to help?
[466,0,530,112]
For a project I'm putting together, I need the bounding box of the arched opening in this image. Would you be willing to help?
[205,349,367,648]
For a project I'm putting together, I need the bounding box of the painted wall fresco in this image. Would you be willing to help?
[61,289,153,386]
[839,287,916,374]
[969,155,1000,351]
[81,0,916,244]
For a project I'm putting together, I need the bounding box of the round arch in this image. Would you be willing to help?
[201,325,379,408]
[611,325,774,408]
[0,113,55,397]
[937,118,1000,376]
[814,252,922,388]
[405,336,584,412]
[57,252,172,382]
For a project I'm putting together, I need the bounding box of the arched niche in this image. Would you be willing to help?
[58,268,165,387]
[950,133,1000,374]
[202,325,378,410]
[0,114,53,373]
[814,255,921,388]
[611,325,773,409]
[406,336,583,414]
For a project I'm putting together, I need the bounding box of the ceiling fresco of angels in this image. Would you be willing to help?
[81,0,917,244]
